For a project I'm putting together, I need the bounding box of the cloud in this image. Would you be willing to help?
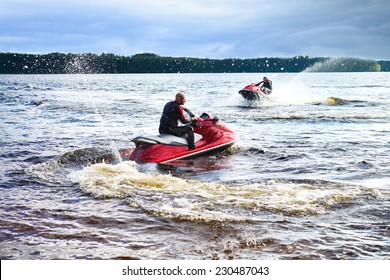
[0,0,389,59]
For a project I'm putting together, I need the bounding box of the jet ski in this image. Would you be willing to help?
[128,113,238,164]
[238,83,272,102]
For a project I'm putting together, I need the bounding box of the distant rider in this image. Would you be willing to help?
[255,77,272,94]
[159,92,198,150]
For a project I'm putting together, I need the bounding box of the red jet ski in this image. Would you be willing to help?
[128,113,238,164]
[238,83,272,102]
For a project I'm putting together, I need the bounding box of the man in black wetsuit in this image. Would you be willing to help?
[255,76,272,93]
[159,92,198,150]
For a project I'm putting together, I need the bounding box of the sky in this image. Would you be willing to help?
[1,0,389,59]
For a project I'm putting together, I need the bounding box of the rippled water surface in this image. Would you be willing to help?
[1,73,389,259]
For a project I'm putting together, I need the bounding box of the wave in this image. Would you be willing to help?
[71,161,381,223]
[24,147,134,187]
[312,85,389,89]
[229,106,389,122]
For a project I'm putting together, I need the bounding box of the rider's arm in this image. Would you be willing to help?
[177,106,192,124]
[184,108,195,118]
[255,81,263,86]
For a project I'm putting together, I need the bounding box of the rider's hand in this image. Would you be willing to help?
[191,115,201,121]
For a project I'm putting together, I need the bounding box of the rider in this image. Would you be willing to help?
[159,92,198,150]
[255,77,272,93]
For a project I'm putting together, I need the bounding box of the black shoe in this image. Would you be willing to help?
[188,145,196,151]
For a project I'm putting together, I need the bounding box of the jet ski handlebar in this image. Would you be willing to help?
[199,112,219,123]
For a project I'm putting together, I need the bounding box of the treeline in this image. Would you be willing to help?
[378,60,390,72]
[0,52,386,74]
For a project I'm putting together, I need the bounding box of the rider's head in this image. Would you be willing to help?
[175,92,186,105]
[263,77,268,82]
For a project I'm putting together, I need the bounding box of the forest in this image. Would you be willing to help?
[0,52,387,74]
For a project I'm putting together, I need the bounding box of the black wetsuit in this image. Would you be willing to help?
[159,101,195,150]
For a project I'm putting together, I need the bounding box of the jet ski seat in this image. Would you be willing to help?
[132,133,202,146]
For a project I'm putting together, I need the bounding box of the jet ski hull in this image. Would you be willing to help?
[239,83,271,102]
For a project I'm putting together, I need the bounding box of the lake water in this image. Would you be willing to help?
[1,72,389,260]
